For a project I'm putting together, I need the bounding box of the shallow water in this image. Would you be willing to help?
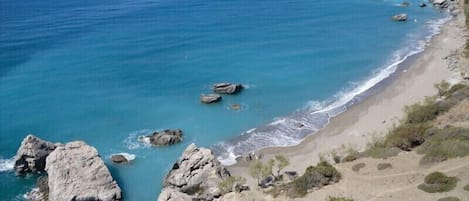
[0,0,447,200]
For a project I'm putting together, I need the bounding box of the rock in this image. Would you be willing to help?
[213,83,243,94]
[46,141,122,201]
[13,135,57,175]
[259,175,275,188]
[111,154,128,164]
[431,0,448,8]
[158,188,193,201]
[284,171,298,180]
[420,3,427,7]
[392,13,408,21]
[158,143,231,201]
[230,104,241,110]
[400,2,410,7]
[201,94,222,104]
[146,129,183,146]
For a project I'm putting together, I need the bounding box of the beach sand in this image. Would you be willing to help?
[226,2,469,200]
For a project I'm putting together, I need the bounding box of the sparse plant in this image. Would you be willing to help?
[352,163,365,172]
[327,197,355,201]
[418,172,458,193]
[218,176,247,194]
[377,163,392,170]
[464,184,469,191]
[274,155,290,177]
[438,197,460,201]
[249,159,274,185]
[435,80,450,96]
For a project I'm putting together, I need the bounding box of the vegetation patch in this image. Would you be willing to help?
[327,197,355,201]
[218,176,247,194]
[269,161,341,198]
[438,197,460,201]
[418,172,458,193]
[377,163,392,170]
[417,127,469,164]
[351,163,365,172]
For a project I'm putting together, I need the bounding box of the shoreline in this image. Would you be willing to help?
[227,5,467,179]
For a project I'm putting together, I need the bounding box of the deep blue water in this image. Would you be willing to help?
[0,0,448,200]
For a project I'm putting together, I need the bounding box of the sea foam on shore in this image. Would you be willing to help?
[213,15,453,166]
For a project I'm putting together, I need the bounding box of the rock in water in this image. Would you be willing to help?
[392,13,408,21]
[213,83,243,94]
[13,134,57,175]
[111,154,129,164]
[420,3,427,7]
[158,143,231,201]
[46,141,122,201]
[200,94,222,104]
[147,129,183,146]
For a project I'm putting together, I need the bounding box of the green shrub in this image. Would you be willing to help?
[384,123,431,151]
[341,150,360,162]
[363,145,400,159]
[418,172,458,193]
[417,127,469,164]
[275,161,341,198]
[464,184,469,191]
[445,84,466,97]
[435,81,450,97]
[377,163,392,170]
[404,98,449,125]
[327,197,355,201]
[352,163,365,172]
[438,197,460,201]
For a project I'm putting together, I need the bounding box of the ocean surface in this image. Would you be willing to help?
[0,0,449,200]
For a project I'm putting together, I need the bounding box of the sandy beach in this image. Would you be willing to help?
[227,2,469,199]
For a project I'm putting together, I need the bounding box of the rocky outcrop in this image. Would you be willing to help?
[201,94,222,104]
[213,83,243,94]
[392,13,408,21]
[430,0,448,9]
[13,135,57,175]
[45,141,122,201]
[142,129,183,146]
[158,143,231,201]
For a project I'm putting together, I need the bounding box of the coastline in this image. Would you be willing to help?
[227,4,467,181]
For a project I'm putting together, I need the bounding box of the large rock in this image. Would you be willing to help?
[392,13,408,21]
[200,94,222,104]
[158,188,193,201]
[45,141,122,201]
[213,83,243,94]
[158,143,231,201]
[13,135,57,175]
[144,129,183,146]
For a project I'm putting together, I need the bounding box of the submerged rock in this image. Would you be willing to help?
[144,129,183,146]
[201,94,222,104]
[158,143,231,201]
[392,13,408,21]
[400,2,410,7]
[13,135,57,175]
[213,83,243,94]
[419,3,427,7]
[46,141,122,201]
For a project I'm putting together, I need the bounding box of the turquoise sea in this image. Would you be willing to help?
[0,0,449,200]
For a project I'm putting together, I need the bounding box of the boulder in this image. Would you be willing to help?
[400,2,410,7]
[213,83,243,94]
[146,129,183,146]
[158,188,193,201]
[201,94,222,104]
[392,13,408,21]
[45,141,122,201]
[259,175,275,188]
[158,143,231,201]
[431,0,448,8]
[419,3,427,7]
[13,135,57,175]
[111,154,128,164]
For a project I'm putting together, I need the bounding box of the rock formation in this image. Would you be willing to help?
[213,83,243,94]
[201,94,222,104]
[392,13,408,21]
[45,141,122,201]
[13,135,57,175]
[111,154,129,164]
[158,143,231,201]
[142,129,183,146]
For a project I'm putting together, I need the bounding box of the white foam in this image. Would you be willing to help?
[0,157,14,172]
[124,129,153,150]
